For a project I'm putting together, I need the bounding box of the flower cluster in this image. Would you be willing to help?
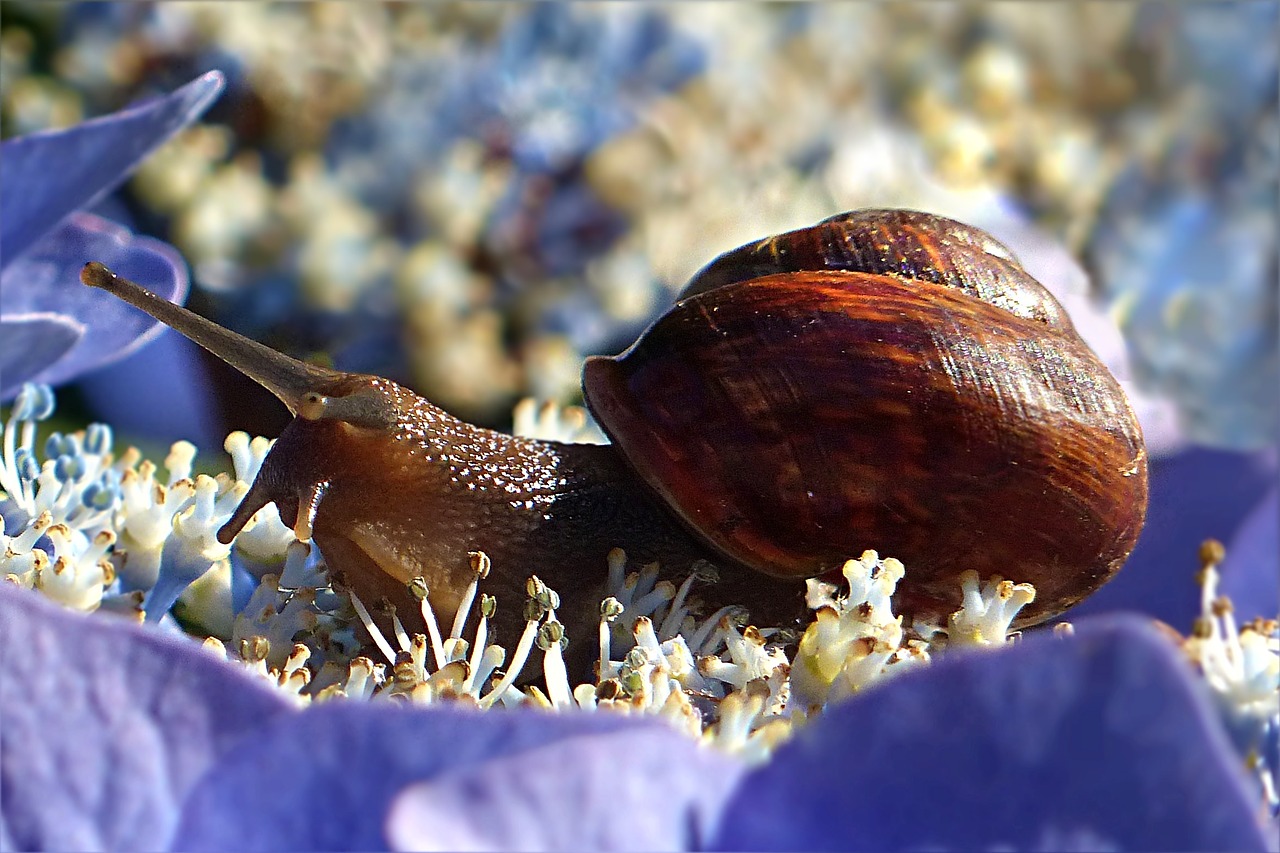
[4,382,1045,763]
[0,383,239,623]
[5,399,1274,845]
[4,380,1277,848]
[10,380,1276,826]
[1180,540,1280,811]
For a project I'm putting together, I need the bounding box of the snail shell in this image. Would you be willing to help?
[584,209,1148,625]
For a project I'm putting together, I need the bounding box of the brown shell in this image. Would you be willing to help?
[680,208,1075,329]
[583,211,1148,626]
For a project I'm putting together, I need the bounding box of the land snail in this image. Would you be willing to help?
[82,208,1148,673]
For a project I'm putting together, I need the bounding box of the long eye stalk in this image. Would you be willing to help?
[81,262,344,415]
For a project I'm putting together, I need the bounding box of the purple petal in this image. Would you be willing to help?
[385,727,745,852]
[75,327,226,451]
[0,70,224,270]
[1221,486,1280,622]
[171,704,682,852]
[0,313,82,389]
[711,616,1268,852]
[1069,447,1277,627]
[0,212,188,399]
[0,584,292,852]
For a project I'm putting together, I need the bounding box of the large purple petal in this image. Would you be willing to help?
[1221,485,1280,622]
[171,704,682,852]
[711,616,1268,852]
[0,313,82,390]
[0,70,224,270]
[0,585,293,852]
[0,212,187,399]
[75,329,227,451]
[385,727,745,851]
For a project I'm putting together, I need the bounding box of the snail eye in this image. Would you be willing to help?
[299,393,329,421]
[311,388,398,430]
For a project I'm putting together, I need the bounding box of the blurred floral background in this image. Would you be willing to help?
[2,1,1276,622]
[2,2,1272,435]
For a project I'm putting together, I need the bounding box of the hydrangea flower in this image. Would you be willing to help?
[0,70,225,400]
[3,377,1277,849]
[4,572,1274,850]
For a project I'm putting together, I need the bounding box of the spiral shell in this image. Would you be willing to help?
[584,210,1148,626]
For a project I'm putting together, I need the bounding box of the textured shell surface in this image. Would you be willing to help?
[586,211,1148,626]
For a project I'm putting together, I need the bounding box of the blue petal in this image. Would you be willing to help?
[1069,447,1277,627]
[711,616,1269,852]
[74,328,227,450]
[0,70,224,270]
[171,704,692,852]
[0,584,293,852]
[0,313,82,390]
[384,727,745,851]
[1221,485,1280,622]
[0,212,188,399]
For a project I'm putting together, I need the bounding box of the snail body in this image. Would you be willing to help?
[82,208,1147,656]
[218,376,765,648]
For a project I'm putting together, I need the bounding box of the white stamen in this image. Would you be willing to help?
[349,589,398,665]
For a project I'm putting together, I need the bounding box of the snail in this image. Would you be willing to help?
[81,208,1147,667]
